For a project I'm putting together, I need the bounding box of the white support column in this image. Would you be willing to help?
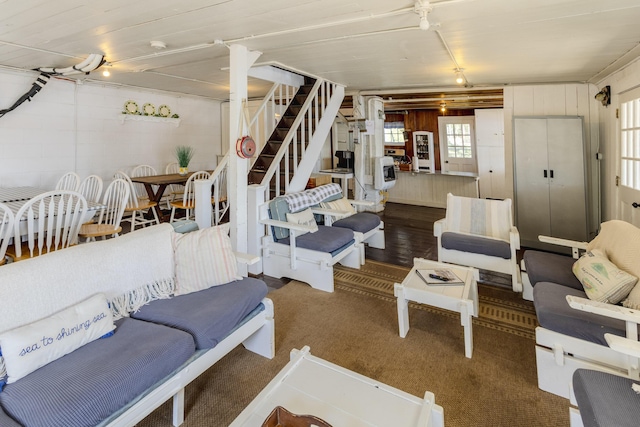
[229,44,261,252]
[248,184,266,274]
[194,179,213,230]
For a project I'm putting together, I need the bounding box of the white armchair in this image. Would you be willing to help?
[433,193,521,292]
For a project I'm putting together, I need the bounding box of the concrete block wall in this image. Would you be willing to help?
[0,68,221,189]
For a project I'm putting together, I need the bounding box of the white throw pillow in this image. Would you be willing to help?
[0,293,115,384]
[286,208,318,236]
[572,249,638,304]
[320,197,357,217]
[172,226,241,296]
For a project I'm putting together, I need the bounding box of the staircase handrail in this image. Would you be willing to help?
[259,78,342,196]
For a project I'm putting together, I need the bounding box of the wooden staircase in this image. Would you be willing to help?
[248,77,320,197]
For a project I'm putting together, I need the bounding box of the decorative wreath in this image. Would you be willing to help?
[124,100,139,114]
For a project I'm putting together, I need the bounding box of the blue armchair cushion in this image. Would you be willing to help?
[131,277,268,349]
[573,369,640,427]
[441,231,511,259]
[279,225,354,254]
[533,282,631,345]
[523,250,583,290]
[333,212,381,234]
[0,318,195,427]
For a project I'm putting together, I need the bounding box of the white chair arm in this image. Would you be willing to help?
[605,333,640,358]
[509,226,520,249]
[347,199,375,207]
[433,218,446,237]
[260,218,317,234]
[234,252,260,265]
[309,207,351,219]
[567,295,640,324]
[539,235,588,258]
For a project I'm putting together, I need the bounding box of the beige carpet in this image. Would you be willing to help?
[138,262,568,427]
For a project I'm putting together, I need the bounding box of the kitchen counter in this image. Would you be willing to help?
[386,169,479,208]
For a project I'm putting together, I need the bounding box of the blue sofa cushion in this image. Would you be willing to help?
[523,250,583,290]
[573,369,640,427]
[441,231,511,259]
[533,282,632,345]
[333,212,381,234]
[268,197,291,240]
[0,318,195,427]
[279,225,354,254]
[131,277,268,349]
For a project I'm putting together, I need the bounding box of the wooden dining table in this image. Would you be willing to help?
[130,171,212,222]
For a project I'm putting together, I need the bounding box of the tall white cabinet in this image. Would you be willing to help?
[513,116,588,249]
[475,109,506,199]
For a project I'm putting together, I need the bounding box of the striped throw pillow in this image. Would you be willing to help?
[172,226,241,296]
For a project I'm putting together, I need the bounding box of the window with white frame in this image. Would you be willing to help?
[445,123,473,158]
[621,94,640,190]
[384,121,405,145]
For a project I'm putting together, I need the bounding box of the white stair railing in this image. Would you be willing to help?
[260,78,344,199]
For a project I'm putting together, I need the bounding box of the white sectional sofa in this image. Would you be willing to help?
[0,222,275,427]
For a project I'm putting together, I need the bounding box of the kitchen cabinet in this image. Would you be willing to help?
[513,116,587,248]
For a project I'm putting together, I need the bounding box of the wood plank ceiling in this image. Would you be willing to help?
[0,1,639,105]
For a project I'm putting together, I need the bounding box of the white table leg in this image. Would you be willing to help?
[396,286,410,338]
[459,301,473,358]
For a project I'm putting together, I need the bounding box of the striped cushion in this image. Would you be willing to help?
[0,318,195,427]
[172,226,241,296]
[445,193,512,241]
[132,278,268,349]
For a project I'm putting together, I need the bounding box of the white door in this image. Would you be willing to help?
[618,87,640,227]
[475,109,505,199]
[438,116,477,173]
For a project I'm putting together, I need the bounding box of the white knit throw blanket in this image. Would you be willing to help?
[0,223,176,334]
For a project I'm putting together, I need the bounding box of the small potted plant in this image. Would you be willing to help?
[175,145,194,175]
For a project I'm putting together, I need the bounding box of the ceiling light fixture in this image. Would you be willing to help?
[150,40,167,49]
[414,1,433,31]
[455,69,464,85]
[440,102,446,112]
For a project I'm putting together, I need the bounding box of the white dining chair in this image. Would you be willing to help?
[169,170,210,222]
[0,203,15,265]
[78,175,103,203]
[79,179,130,242]
[6,190,88,261]
[131,164,158,201]
[113,171,160,231]
[165,162,184,208]
[55,172,81,191]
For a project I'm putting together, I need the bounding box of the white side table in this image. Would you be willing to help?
[394,258,479,358]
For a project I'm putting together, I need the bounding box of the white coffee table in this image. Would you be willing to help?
[230,346,445,427]
[394,258,479,358]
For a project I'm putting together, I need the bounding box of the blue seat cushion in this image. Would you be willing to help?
[279,225,354,254]
[573,369,640,427]
[131,277,268,349]
[0,317,195,427]
[441,231,511,259]
[523,250,582,290]
[333,212,381,234]
[533,282,632,345]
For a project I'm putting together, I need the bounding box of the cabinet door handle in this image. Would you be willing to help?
[550,170,554,178]
[633,202,640,208]
[543,170,547,178]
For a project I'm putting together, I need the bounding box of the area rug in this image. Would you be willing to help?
[334,260,538,340]
[137,267,567,427]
